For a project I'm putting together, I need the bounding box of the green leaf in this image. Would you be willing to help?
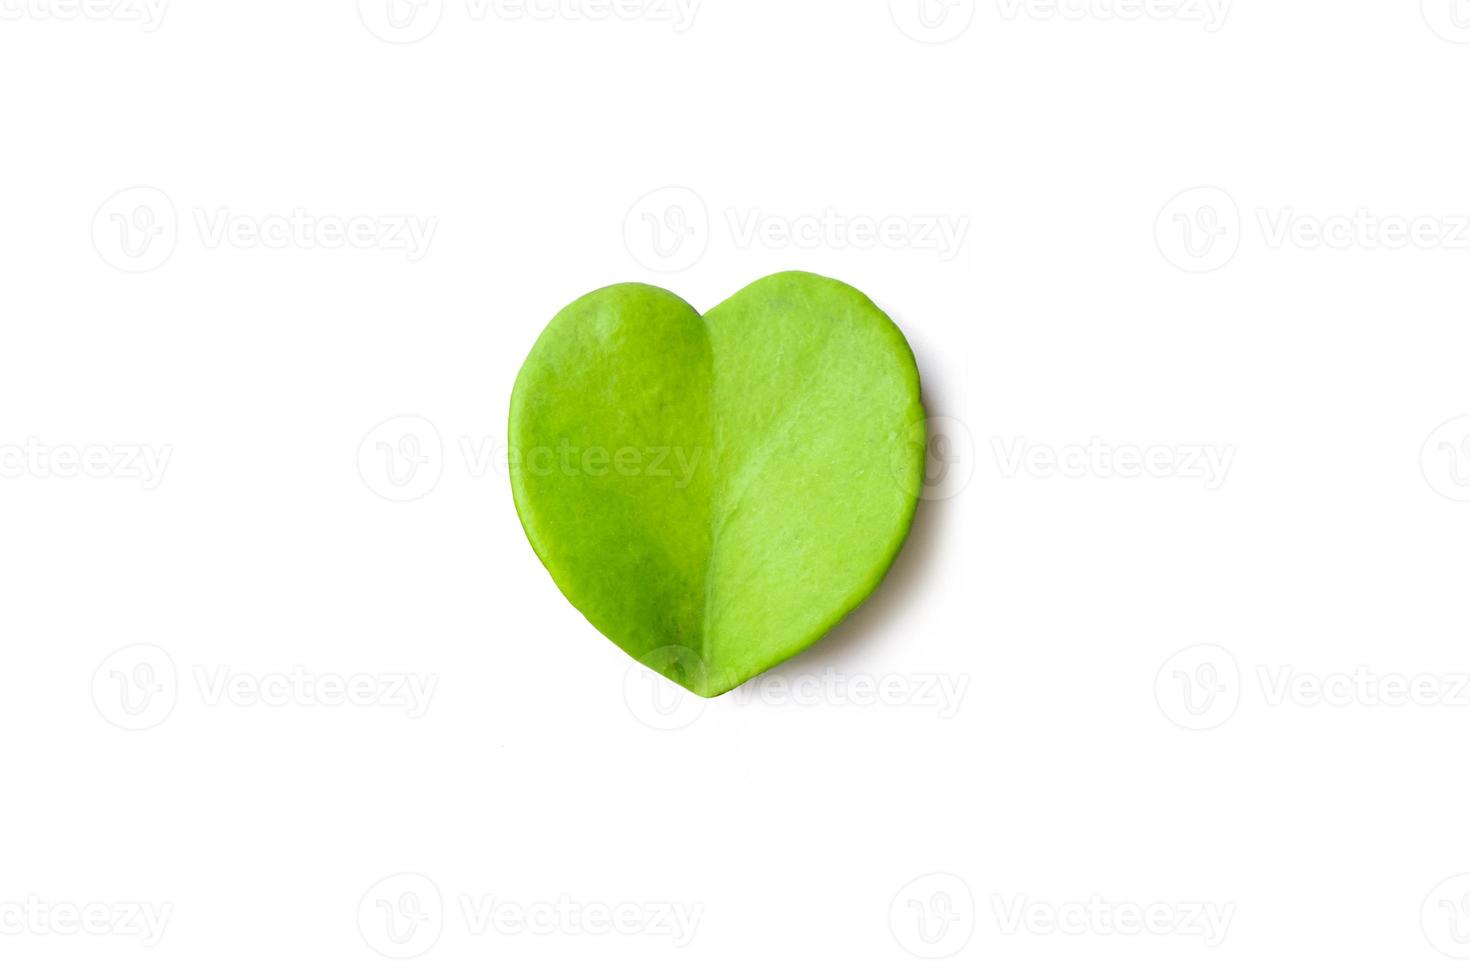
[509,271,926,697]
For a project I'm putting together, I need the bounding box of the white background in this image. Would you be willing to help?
[3,0,1470,976]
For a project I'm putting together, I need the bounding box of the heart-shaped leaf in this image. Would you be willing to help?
[509,271,925,697]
